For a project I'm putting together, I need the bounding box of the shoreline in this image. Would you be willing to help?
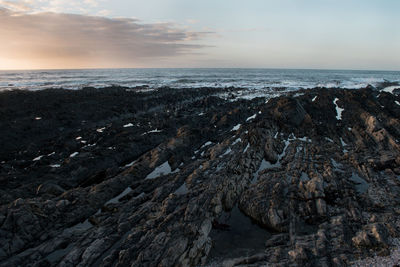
[1,85,400,266]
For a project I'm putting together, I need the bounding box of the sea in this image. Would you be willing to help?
[0,68,399,94]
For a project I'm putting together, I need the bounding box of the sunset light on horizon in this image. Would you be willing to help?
[0,0,399,70]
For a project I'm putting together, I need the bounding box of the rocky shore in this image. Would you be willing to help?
[1,84,400,266]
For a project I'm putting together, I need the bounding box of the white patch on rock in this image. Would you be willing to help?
[312,96,317,102]
[201,141,213,148]
[232,138,242,146]
[334,98,344,120]
[395,101,400,106]
[297,136,311,143]
[252,159,278,184]
[243,143,250,152]
[33,155,44,161]
[145,161,179,180]
[141,129,162,135]
[350,172,369,194]
[300,172,310,182]
[340,138,347,147]
[96,127,106,133]
[105,187,133,205]
[220,148,232,157]
[231,124,241,131]
[246,114,257,122]
[125,159,138,167]
[69,152,79,158]
[50,164,61,168]
[174,182,189,195]
[123,123,134,128]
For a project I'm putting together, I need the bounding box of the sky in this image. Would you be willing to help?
[0,0,399,70]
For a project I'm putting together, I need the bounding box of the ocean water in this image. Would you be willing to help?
[0,68,399,92]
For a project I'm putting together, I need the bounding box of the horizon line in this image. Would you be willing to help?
[0,67,399,72]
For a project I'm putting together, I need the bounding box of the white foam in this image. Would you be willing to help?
[97,127,106,133]
[76,136,82,140]
[293,92,304,97]
[382,86,400,94]
[395,101,400,106]
[334,98,344,120]
[231,124,241,131]
[123,123,134,128]
[35,117,42,120]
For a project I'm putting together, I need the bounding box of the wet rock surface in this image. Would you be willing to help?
[1,85,400,266]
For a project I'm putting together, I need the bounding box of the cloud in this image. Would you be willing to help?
[0,0,32,12]
[0,7,212,68]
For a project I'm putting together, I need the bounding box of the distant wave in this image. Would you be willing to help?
[0,68,399,92]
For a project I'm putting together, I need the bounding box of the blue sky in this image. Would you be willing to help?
[0,0,399,70]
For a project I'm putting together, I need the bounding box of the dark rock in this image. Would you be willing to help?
[36,183,66,196]
[1,86,400,266]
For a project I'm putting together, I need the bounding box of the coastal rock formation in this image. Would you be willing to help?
[1,85,400,266]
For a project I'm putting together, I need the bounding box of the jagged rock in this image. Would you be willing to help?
[352,223,390,249]
[1,86,400,266]
[36,183,66,196]
[270,97,306,126]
